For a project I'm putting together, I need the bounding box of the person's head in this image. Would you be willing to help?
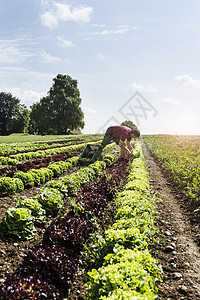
[130,129,140,139]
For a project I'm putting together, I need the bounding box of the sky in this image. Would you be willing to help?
[0,0,200,135]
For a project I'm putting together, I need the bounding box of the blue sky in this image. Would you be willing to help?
[0,0,200,135]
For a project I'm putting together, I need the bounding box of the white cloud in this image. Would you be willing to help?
[0,39,34,65]
[97,53,105,60]
[3,87,46,107]
[40,11,58,29]
[40,2,93,29]
[130,82,158,93]
[161,97,182,105]
[175,74,200,89]
[39,50,61,63]
[57,36,75,48]
[93,25,130,35]
[84,107,97,114]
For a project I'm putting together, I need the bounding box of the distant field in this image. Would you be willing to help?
[0,133,103,144]
[143,134,200,202]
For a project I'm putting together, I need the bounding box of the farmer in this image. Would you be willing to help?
[100,125,140,161]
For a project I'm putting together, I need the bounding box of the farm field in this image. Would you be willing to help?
[0,133,200,299]
[143,135,200,299]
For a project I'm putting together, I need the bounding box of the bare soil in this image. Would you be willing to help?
[142,141,200,300]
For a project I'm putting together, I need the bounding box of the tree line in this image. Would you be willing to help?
[0,74,85,136]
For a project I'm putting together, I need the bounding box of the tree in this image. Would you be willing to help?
[7,104,30,134]
[0,92,20,135]
[29,97,55,135]
[30,74,85,135]
[121,120,138,130]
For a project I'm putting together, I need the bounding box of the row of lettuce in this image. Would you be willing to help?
[0,134,102,155]
[0,141,105,196]
[0,149,116,240]
[85,143,162,299]
[0,139,97,166]
[144,135,200,203]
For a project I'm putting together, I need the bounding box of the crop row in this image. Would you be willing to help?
[86,143,162,299]
[144,135,200,203]
[0,139,83,157]
[0,134,102,155]
[0,152,125,298]
[0,141,104,196]
[0,152,78,177]
[0,156,115,240]
[0,140,101,166]
[0,156,79,196]
[0,142,115,196]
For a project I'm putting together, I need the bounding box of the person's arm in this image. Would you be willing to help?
[119,140,131,155]
[126,140,135,151]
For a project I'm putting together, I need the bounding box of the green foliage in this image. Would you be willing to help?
[0,92,20,135]
[131,149,141,158]
[14,171,35,188]
[28,170,41,186]
[60,160,106,196]
[100,289,158,299]
[104,227,148,252]
[30,74,84,135]
[111,216,155,237]
[144,135,200,202]
[120,120,138,130]
[44,180,68,198]
[7,104,30,134]
[0,177,24,196]
[86,142,161,299]
[124,180,149,193]
[36,187,64,216]
[0,207,36,240]
[103,153,115,166]
[16,198,46,222]
[103,246,162,280]
[48,164,63,177]
[87,261,158,300]
[38,167,53,182]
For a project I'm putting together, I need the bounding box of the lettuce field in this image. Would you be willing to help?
[0,134,200,299]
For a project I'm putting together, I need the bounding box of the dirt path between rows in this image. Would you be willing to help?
[142,141,200,299]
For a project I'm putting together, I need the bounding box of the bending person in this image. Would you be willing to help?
[101,125,140,161]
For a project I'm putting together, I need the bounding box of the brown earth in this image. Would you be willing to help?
[142,141,200,300]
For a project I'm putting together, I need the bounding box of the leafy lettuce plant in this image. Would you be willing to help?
[14,171,35,188]
[0,274,60,299]
[0,207,36,240]
[87,261,159,300]
[36,187,64,216]
[103,246,162,280]
[16,197,46,222]
[0,177,24,196]
[104,227,148,253]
